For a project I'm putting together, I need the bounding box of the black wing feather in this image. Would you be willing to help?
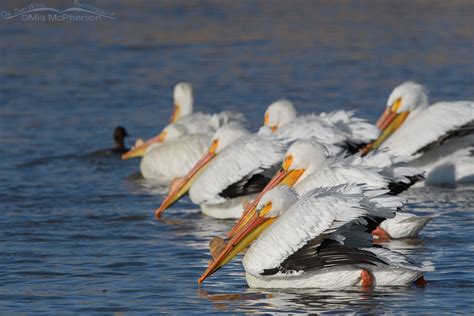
[344,141,369,154]
[262,238,388,276]
[219,163,281,199]
[414,121,474,155]
[219,173,271,199]
[388,174,425,195]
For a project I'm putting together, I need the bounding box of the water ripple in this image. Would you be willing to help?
[1,0,474,314]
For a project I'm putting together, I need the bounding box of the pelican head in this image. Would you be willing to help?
[280,140,328,185]
[198,185,297,283]
[226,140,327,239]
[155,123,249,217]
[262,140,328,191]
[171,82,194,123]
[256,185,299,218]
[163,123,188,141]
[209,122,250,154]
[263,99,297,132]
[366,82,429,153]
[121,123,188,160]
[385,81,429,116]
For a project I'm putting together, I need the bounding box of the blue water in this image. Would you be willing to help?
[1,0,473,314]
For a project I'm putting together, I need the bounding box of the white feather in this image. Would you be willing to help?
[140,134,210,182]
[292,147,424,197]
[317,110,380,144]
[363,247,434,272]
[275,115,349,150]
[294,165,390,197]
[382,101,474,157]
[380,212,436,239]
[176,111,245,136]
[189,134,286,205]
[243,185,402,276]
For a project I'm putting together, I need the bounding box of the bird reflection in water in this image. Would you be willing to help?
[196,287,407,314]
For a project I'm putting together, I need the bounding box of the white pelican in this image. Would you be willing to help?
[155,123,285,219]
[169,82,244,131]
[155,99,381,219]
[139,124,210,183]
[122,82,244,159]
[263,99,380,151]
[228,140,431,240]
[199,185,431,288]
[364,81,474,186]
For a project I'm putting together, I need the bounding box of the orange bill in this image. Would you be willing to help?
[368,111,409,151]
[170,105,180,123]
[198,211,276,284]
[226,166,304,239]
[375,107,391,129]
[122,133,166,160]
[226,168,286,238]
[154,151,216,218]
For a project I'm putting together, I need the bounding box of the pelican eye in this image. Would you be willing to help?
[391,98,402,112]
[209,139,219,154]
[264,112,270,125]
[282,155,293,171]
[258,201,273,217]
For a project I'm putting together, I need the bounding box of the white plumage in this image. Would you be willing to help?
[176,111,246,136]
[294,164,391,195]
[140,134,210,183]
[171,82,245,135]
[263,100,380,153]
[190,133,285,215]
[241,185,430,288]
[265,100,379,142]
[379,212,436,240]
[253,140,432,239]
[244,185,394,276]
[273,116,350,155]
[382,101,474,157]
[182,100,379,219]
[122,83,244,163]
[372,82,474,186]
[283,141,422,196]
[315,110,381,145]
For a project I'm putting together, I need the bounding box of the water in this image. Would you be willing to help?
[1,0,473,313]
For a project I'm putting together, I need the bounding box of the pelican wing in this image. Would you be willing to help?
[348,150,425,193]
[261,239,388,276]
[362,247,433,272]
[294,165,391,197]
[276,116,349,152]
[416,121,474,155]
[383,101,474,156]
[189,134,286,205]
[318,110,380,145]
[177,113,217,135]
[140,134,210,181]
[386,173,424,195]
[243,185,403,276]
[211,111,246,128]
[220,166,279,199]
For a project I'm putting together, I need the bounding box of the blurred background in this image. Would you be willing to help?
[0,1,473,314]
[2,0,473,157]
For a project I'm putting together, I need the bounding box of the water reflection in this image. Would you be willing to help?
[198,286,429,314]
[374,237,430,254]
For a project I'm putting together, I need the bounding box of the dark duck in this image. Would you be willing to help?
[91,126,130,156]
